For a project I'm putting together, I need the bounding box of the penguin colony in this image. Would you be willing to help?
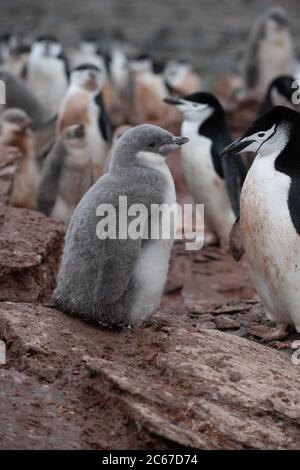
[1,6,300,335]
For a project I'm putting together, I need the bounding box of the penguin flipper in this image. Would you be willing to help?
[36,141,66,216]
[95,93,113,143]
[93,237,142,304]
[288,179,300,236]
[222,155,247,217]
[229,216,244,261]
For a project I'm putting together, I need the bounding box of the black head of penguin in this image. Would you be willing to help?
[32,35,69,78]
[35,35,62,55]
[73,63,101,72]
[72,63,104,91]
[223,106,300,235]
[165,91,231,149]
[259,76,296,114]
[223,106,300,174]
[268,7,289,28]
[165,91,241,186]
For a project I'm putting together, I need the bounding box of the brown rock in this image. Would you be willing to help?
[215,315,241,330]
[0,205,65,302]
[1,302,300,450]
[0,368,81,450]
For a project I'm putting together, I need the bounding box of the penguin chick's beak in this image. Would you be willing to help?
[221,139,255,158]
[158,136,189,156]
[172,136,189,146]
[163,97,184,106]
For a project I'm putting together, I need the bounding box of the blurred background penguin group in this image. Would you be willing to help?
[0,4,299,234]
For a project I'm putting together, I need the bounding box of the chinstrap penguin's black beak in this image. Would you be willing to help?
[163,97,184,106]
[221,139,255,157]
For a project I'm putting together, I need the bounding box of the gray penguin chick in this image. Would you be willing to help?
[37,124,94,224]
[52,124,188,328]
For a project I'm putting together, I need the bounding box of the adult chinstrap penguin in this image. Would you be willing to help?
[164,92,247,245]
[222,106,300,339]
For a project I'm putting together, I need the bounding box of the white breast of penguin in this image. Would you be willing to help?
[258,31,293,90]
[129,152,176,324]
[28,57,68,114]
[180,120,234,238]
[240,152,300,329]
[85,98,109,166]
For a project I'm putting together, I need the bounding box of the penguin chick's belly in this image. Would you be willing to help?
[181,143,235,244]
[130,239,173,324]
[129,154,176,325]
[240,158,300,330]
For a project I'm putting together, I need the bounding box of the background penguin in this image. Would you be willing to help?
[105,124,132,172]
[37,124,93,224]
[241,7,294,99]
[104,45,134,128]
[69,34,105,70]
[222,106,300,340]
[163,60,201,96]
[0,31,31,78]
[57,63,112,179]
[0,144,21,204]
[130,55,176,126]
[53,124,188,328]
[0,108,38,209]
[24,35,69,120]
[164,91,246,245]
[259,75,298,115]
[0,69,48,129]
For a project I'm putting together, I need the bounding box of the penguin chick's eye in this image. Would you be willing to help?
[148,142,156,148]
[258,133,265,138]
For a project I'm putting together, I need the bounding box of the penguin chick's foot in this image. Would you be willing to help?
[261,323,290,343]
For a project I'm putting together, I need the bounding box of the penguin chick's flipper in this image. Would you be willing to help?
[222,155,247,217]
[229,216,244,261]
[93,237,141,304]
[36,139,67,216]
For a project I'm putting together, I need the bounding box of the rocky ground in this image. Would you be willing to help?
[1,199,300,449]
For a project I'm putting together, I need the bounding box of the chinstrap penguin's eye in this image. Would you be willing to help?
[258,133,265,138]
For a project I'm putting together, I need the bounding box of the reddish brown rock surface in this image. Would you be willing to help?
[1,301,300,450]
[0,205,65,303]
